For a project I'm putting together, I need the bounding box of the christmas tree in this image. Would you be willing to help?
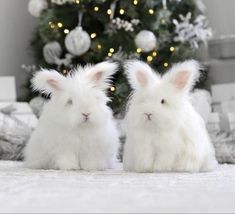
[26,0,211,114]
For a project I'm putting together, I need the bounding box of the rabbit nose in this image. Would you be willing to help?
[144,113,152,120]
[82,113,91,119]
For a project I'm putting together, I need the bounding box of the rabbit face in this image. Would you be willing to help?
[32,61,118,129]
[125,60,200,131]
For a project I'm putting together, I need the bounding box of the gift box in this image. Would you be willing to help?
[0,77,16,102]
[0,102,38,129]
[211,83,235,103]
[209,37,235,59]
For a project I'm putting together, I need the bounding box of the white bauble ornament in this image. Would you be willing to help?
[135,30,157,52]
[43,41,62,64]
[65,27,91,56]
[28,0,48,17]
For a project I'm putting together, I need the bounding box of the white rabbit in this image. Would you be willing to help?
[24,61,120,170]
[123,60,217,172]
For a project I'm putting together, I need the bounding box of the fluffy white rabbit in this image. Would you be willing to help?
[24,61,120,170]
[123,60,217,172]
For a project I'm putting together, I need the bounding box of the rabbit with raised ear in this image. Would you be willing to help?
[24,61,120,170]
[123,60,217,172]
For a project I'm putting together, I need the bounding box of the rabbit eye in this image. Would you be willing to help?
[66,99,73,106]
[161,99,165,104]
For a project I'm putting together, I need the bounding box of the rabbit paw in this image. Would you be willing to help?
[55,155,79,170]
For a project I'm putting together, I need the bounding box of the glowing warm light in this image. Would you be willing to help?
[94,6,99,11]
[57,22,63,28]
[152,51,157,56]
[109,48,114,53]
[164,62,169,67]
[119,9,125,15]
[107,9,112,15]
[64,29,69,34]
[133,0,138,5]
[110,86,116,92]
[147,56,153,62]
[97,44,102,49]
[149,9,154,14]
[108,52,113,57]
[75,0,80,4]
[90,33,97,39]
[170,46,175,52]
[136,48,142,53]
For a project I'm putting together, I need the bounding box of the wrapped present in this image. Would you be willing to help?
[0,102,38,129]
[211,83,235,103]
[0,77,16,102]
[0,105,33,161]
[209,37,235,59]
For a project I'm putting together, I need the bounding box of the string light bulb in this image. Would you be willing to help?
[152,51,157,56]
[57,22,63,28]
[109,48,114,53]
[136,48,142,53]
[97,44,102,49]
[119,9,125,15]
[107,9,112,15]
[63,69,68,74]
[147,56,153,62]
[133,0,138,5]
[170,46,175,52]
[50,24,55,29]
[164,62,169,67]
[90,33,97,39]
[149,9,154,15]
[64,29,69,34]
[94,6,99,12]
[108,52,112,57]
[75,0,80,4]
[110,86,116,92]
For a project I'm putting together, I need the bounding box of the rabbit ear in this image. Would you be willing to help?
[163,60,200,93]
[31,69,65,95]
[87,61,118,90]
[124,60,159,90]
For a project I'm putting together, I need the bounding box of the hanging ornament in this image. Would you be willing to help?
[135,30,157,52]
[43,41,62,64]
[65,12,91,56]
[162,0,167,9]
[28,0,48,17]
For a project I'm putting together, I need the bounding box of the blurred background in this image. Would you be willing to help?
[0,0,235,98]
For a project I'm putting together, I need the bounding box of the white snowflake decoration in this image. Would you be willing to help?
[173,12,212,49]
[108,18,140,34]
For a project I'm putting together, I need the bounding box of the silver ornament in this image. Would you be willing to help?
[65,26,91,56]
[43,41,62,64]
[28,0,48,18]
[135,30,157,52]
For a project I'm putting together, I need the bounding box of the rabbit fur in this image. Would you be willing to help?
[24,61,120,171]
[123,60,217,172]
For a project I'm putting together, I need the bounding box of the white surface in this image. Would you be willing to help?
[0,77,16,101]
[0,161,235,213]
[211,83,235,103]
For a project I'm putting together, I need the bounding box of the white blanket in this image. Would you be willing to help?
[0,161,235,213]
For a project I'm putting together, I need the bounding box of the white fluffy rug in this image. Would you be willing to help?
[0,161,235,213]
